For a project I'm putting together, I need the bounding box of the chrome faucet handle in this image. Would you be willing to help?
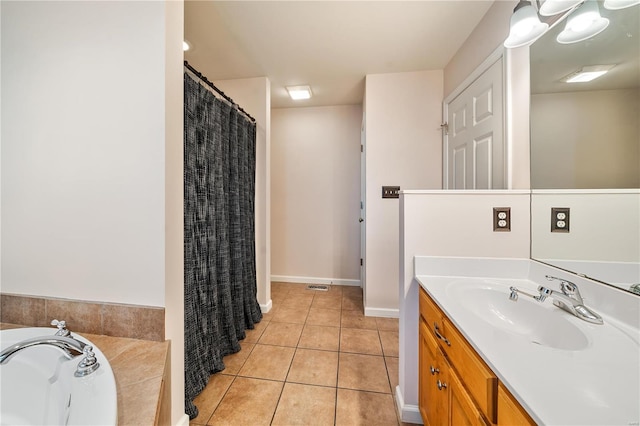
[545,275,583,303]
[536,285,553,302]
[51,319,70,337]
[75,345,100,377]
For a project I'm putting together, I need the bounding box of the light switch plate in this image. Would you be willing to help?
[382,186,400,199]
[551,207,570,232]
[493,207,511,232]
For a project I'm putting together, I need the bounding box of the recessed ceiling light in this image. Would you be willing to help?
[286,85,312,100]
[564,65,615,83]
[183,41,191,52]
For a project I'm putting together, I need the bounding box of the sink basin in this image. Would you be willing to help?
[446,281,590,351]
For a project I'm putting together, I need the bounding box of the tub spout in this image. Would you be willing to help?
[0,335,86,364]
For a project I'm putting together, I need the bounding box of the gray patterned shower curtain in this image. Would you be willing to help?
[183,72,262,419]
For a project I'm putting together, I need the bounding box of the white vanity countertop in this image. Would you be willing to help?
[415,258,640,426]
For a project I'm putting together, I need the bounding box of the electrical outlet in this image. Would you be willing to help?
[551,207,570,232]
[493,207,511,232]
[382,186,400,199]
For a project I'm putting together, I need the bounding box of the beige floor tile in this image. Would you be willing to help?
[243,320,270,343]
[298,325,340,351]
[221,343,255,375]
[385,356,399,392]
[342,286,363,297]
[311,295,342,310]
[338,353,391,393]
[272,306,310,324]
[191,373,234,424]
[207,377,283,426]
[375,317,399,332]
[281,293,314,309]
[340,328,383,355]
[379,330,399,357]
[307,307,342,327]
[272,383,336,426]
[287,348,339,387]
[341,295,364,311]
[341,310,378,330]
[238,344,296,381]
[258,322,304,347]
[335,388,398,426]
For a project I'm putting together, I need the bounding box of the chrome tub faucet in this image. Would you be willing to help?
[0,320,100,376]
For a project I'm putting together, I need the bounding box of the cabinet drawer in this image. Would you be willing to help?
[419,287,445,342]
[443,317,497,423]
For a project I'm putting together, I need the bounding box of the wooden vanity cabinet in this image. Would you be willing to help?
[497,383,535,426]
[420,286,531,426]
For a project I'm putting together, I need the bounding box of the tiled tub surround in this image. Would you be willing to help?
[0,293,165,341]
[0,322,171,425]
[411,256,640,425]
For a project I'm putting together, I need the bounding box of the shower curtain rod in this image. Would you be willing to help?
[184,60,256,123]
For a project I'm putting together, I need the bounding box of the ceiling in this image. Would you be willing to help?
[184,1,495,109]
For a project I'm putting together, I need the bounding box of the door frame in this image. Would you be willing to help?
[442,46,509,190]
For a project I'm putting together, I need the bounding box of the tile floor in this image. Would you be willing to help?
[189,282,404,426]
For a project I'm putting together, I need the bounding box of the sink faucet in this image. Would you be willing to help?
[537,275,603,325]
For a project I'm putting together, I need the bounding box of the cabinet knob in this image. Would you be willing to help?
[430,365,439,375]
[437,380,448,391]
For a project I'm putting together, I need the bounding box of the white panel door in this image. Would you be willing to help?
[446,58,504,189]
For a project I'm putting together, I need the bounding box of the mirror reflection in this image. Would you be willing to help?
[529,1,640,294]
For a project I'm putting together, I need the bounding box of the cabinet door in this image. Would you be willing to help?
[497,383,536,426]
[420,320,448,426]
[449,367,489,426]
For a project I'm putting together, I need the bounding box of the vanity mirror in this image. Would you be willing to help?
[529,1,640,294]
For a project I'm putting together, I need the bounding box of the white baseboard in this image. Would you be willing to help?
[175,413,190,426]
[271,275,361,287]
[364,307,399,318]
[395,386,423,424]
[260,299,272,313]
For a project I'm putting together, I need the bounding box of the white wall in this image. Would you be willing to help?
[531,89,640,189]
[2,2,187,423]
[397,190,530,423]
[164,1,186,424]
[271,105,362,285]
[531,190,640,263]
[364,70,443,316]
[213,77,272,311]
[2,1,166,307]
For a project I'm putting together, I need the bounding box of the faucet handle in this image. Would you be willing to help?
[536,285,552,302]
[51,319,70,337]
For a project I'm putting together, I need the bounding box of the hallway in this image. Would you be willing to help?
[189,282,404,425]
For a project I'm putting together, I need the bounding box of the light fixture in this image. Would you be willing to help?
[504,0,549,48]
[564,64,616,82]
[286,85,312,100]
[539,0,583,16]
[183,41,191,52]
[557,0,609,44]
[603,0,640,9]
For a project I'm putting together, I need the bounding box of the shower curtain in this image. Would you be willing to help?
[183,72,263,419]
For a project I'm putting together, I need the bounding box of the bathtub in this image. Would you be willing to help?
[0,327,117,425]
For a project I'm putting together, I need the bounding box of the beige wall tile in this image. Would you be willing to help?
[0,294,47,327]
[103,303,165,341]
[46,299,102,335]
